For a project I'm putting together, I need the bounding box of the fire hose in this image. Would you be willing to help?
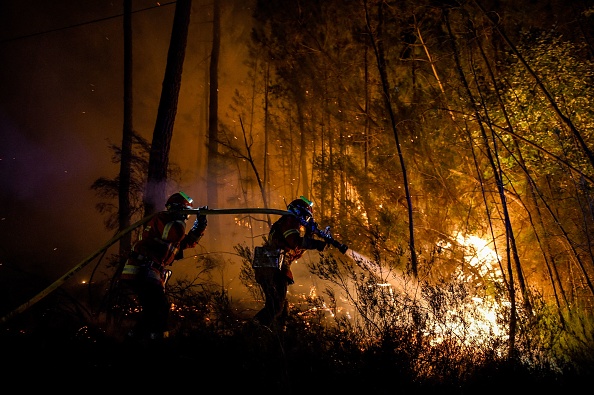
[187,208,349,254]
[300,220,349,254]
[0,207,348,324]
[0,208,284,324]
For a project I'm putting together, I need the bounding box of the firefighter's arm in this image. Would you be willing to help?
[280,228,299,249]
[284,227,325,251]
[182,212,208,248]
[302,236,327,251]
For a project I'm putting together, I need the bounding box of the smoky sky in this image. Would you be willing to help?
[0,0,266,309]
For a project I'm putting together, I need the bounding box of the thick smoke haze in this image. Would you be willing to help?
[0,0,271,312]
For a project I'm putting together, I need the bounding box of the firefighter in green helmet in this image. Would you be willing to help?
[252,196,328,329]
[120,191,208,342]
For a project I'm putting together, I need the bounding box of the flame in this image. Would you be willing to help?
[453,233,503,281]
[432,233,507,347]
[338,233,508,351]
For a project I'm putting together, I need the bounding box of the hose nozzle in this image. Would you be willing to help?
[319,226,348,254]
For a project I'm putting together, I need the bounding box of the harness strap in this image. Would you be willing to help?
[129,251,164,271]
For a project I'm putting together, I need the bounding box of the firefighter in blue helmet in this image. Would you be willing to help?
[252,196,327,329]
[120,191,207,342]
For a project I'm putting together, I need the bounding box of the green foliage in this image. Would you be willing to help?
[499,31,594,177]
[91,131,183,231]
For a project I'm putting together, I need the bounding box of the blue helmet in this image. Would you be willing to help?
[287,196,314,222]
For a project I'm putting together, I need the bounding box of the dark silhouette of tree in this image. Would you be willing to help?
[206,0,221,240]
[442,7,524,358]
[118,0,133,256]
[143,0,193,215]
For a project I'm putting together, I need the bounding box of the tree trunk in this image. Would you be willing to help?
[297,101,310,200]
[144,0,192,215]
[364,0,418,277]
[475,28,571,323]
[206,0,221,241]
[118,0,133,256]
[263,61,271,209]
[443,8,527,358]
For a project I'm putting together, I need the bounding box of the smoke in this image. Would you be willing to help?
[0,0,263,314]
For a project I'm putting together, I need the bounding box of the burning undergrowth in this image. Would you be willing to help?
[1,242,592,391]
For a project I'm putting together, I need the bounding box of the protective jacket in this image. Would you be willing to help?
[121,211,203,288]
[252,211,325,327]
[265,213,319,284]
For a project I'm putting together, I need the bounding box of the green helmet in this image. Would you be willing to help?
[166,191,193,212]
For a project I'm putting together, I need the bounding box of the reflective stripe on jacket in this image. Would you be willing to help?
[120,210,197,286]
[266,214,309,283]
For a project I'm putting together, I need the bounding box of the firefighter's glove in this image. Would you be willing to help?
[315,239,327,251]
[186,216,207,246]
[191,214,208,235]
[303,237,326,251]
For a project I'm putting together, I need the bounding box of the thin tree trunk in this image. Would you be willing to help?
[263,62,271,209]
[443,8,521,358]
[329,105,335,221]
[206,0,221,242]
[364,0,418,277]
[475,30,571,322]
[320,70,328,218]
[144,0,192,215]
[118,0,133,254]
[339,114,346,222]
[297,102,310,200]
[364,39,369,172]
[464,13,594,308]
[414,17,456,123]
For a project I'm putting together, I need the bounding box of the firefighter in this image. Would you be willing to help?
[120,191,207,342]
[252,196,327,329]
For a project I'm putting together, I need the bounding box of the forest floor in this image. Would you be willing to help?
[2,319,591,394]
